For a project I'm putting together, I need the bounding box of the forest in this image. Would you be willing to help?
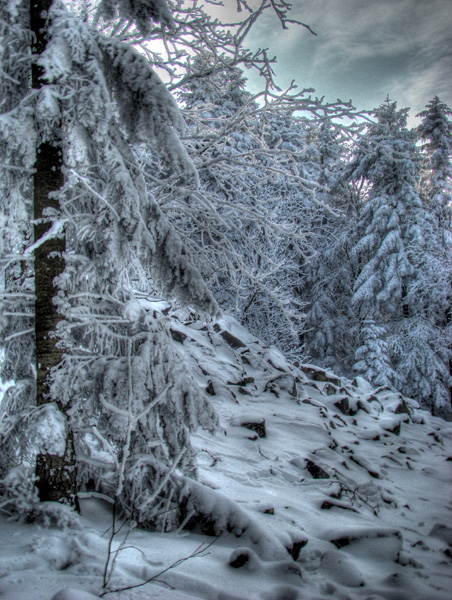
[0,1,452,599]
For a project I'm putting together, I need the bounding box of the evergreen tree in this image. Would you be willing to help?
[350,98,451,413]
[417,96,452,237]
[301,230,357,375]
[297,121,359,373]
[353,319,397,388]
[350,99,423,320]
[0,0,219,522]
[416,97,452,323]
[416,97,452,414]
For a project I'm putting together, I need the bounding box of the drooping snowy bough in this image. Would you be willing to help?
[0,0,220,525]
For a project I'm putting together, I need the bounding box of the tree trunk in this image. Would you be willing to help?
[31,0,78,509]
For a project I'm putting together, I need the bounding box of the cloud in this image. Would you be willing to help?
[243,0,452,122]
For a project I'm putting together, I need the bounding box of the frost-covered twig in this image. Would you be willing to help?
[100,535,221,596]
[102,500,138,590]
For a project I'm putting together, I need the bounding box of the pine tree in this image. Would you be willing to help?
[353,319,397,388]
[417,96,452,237]
[297,121,359,373]
[350,99,423,320]
[416,97,452,414]
[0,0,219,521]
[350,98,451,413]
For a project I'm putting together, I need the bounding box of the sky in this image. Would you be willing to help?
[212,0,452,126]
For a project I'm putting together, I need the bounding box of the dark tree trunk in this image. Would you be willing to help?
[31,0,78,509]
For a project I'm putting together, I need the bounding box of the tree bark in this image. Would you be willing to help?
[31,0,78,509]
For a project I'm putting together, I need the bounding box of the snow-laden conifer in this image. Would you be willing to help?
[350,98,451,412]
[415,97,452,415]
[297,121,358,373]
[350,100,424,318]
[417,96,452,235]
[353,319,397,388]
[0,0,219,520]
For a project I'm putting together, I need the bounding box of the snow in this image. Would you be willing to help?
[31,403,68,456]
[0,379,13,405]
[1,311,451,599]
[51,590,102,600]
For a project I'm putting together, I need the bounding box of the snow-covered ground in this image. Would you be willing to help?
[1,309,451,600]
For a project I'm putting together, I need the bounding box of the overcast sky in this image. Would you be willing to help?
[214,0,452,126]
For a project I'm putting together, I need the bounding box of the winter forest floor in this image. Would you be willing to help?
[1,306,452,600]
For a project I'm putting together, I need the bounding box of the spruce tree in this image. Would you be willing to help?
[0,0,219,521]
[298,122,358,374]
[416,97,452,414]
[353,319,397,388]
[350,98,451,413]
[350,99,422,320]
[417,96,452,237]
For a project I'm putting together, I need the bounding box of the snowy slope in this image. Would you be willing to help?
[1,308,451,600]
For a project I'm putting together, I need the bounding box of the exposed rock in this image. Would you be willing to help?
[238,387,252,395]
[241,418,266,438]
[357,400,371,414]
[262,506,275,515]
[229,551,249,568]
[334,397,358,416]
[325,383,339,396]
[206,381,216,396]
[382,421,402,436]
[428,431,442,443]
[228,548,262,570]
[331,536,354,549]
[394,399,411,416]
[349,456,380,478]
[219,329,247,349]
[286,539,308,560]
[329,528,402,550]
[229,376,255,387]
[264,375,299,396]
[240,353,251,366]
[267,358,286,372]
[301,365,341,386]
[264,381,280,397]
[169,328,187,343]
[305,459,330,479]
